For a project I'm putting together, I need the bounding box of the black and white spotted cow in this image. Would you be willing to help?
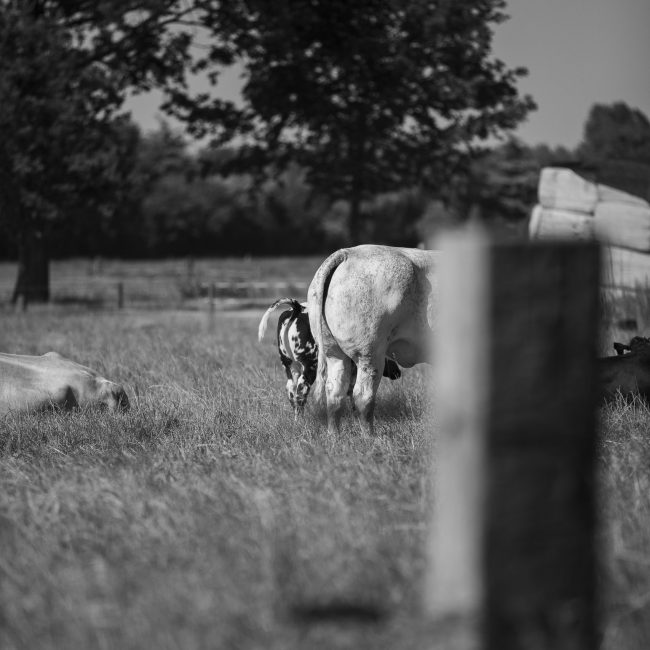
[258,298,402,419]
[258,298,318,418]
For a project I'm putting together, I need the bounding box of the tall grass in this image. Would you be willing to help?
[598,398,650,649]
[0,309,434,650]
[0,297,648,649]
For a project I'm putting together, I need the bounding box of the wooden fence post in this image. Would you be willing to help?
[427,230,600,650]
[208,282,216,313]
[206,282,216,331]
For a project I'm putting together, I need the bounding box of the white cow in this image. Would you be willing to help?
[307,245,439,434]
[258,297,403,420]
[0,351,129,415]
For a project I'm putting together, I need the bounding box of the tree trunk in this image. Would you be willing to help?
[11,229,50,306]
[348,111,367,245]
[349,183,362,244]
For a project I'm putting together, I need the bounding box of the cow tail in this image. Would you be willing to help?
[312,340,329,410]
[258,298,303,342]
[308,249,349,408]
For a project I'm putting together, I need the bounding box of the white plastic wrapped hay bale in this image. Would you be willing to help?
[597,183,650,207]
[602,245,650,288]
[538,167,599,214]
[529,204,595,241]
[594,202,650,251]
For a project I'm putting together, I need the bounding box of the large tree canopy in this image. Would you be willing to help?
[0,0,231,302]
[1,0,538,299]
[172,0,536,240]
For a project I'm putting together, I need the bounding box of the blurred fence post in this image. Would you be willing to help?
[117,282,124,309]
[427,230,600,650]
[209,282,215,313]
[207,282,216,331]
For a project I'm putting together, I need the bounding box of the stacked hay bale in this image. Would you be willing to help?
[529,167,650,288]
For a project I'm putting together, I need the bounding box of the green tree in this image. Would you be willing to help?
[173,0,535,242]
[578,102,650,164]
[46,118,143,259]
[575,103,650,201]
[468,139,541,223]
[0,0,230,302]
[460,138,583,230]
[135,126,214,255]
[0,6,120,301]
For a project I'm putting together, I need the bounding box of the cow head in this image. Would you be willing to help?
[286,375,311,419]
[97,380,130,412]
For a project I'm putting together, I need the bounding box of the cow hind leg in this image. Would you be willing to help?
[280,356,297,414]
[325,355,353,434]
[352,357,383,436]
[347,362,358,412]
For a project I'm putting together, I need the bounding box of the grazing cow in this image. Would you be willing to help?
[307,245,439,434]
[0,351,129,415]
[599,336,650,402]
[258,297,402,420]
[259,298,318,419]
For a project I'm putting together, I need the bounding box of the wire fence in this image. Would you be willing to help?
[0,256,322,310]
[2,247,650,312]
[0,278,309,309]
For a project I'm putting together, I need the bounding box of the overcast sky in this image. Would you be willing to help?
[125,0,650,149]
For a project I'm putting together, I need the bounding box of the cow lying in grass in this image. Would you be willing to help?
[258,298,401,419]
[599,336,650,403]
[0,351,129,415]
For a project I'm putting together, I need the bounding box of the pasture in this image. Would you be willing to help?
[0,258,649,649]
[0,256,324,309]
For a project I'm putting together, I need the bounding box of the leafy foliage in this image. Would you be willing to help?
[173,0,536,241]
[94,125,340,257]
[0,0,213,226]
[468,139,546,221]
[0,0,232,299]
[0,6,121,230]
[5,1,650,268]
[578,102,650,164]
[573,102,650,202]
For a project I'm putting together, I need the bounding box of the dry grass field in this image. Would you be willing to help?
[0,258,649,649]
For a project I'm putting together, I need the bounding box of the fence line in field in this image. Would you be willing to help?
[0,278,311,310]
[2,275,648,312]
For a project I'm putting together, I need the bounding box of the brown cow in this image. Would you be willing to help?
[0,351,129,415]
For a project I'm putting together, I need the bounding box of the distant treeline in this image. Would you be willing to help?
[10,125,573,260]
[3,103,650,261]
[4,2,649,306]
